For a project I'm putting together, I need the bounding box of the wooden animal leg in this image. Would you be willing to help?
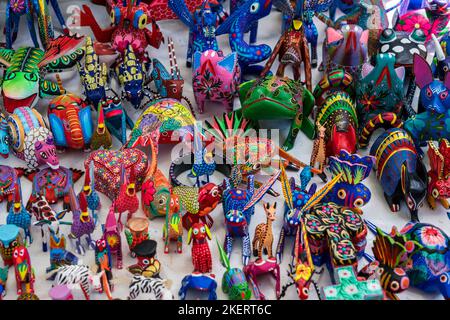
[224,233,233,260]
[49,0,68,32]
[283,108,304,151]
[427,195,437,209]
[25,4,40,48]
[292,65,301,82]
[276,64,286,78]
[252,232,260,257]
[41,227,48,252]
[276,227,286,263]
[384,192,401,212]
[177,235,182,253]
[242,233,251,266]
[163,225,169,254]
[272,264,281,299]
[441,198,450,209]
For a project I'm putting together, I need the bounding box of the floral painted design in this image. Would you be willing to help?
[10,0,25,13]
[419,226,447,247]
[395,12,432,37]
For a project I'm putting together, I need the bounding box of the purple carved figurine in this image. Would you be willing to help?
[68,187,95,256]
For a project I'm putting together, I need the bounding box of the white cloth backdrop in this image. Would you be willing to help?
[0,0,448,300]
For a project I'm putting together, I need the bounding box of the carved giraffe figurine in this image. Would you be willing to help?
[310,122,327,174]
[252,202,276,260]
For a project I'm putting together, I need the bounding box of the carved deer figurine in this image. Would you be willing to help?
[252,202,276,260]
[310,122,327,174]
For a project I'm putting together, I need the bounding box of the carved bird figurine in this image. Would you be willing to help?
[90,103,112,150]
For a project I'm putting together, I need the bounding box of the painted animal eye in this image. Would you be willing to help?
[111,7,121,25]
[337,189,346,200]
[200,226,205,233]
[133,10,148,29]
[432,188,440,198]
[302,287,309,297]
[390,281,400,292]
[406,197,415,209]
[377,267,384,275]
[4,72,16,81]
[444,66,449,72]
[353,198,364,207]
[250,2,260,13]
[142,259,150,265]
[253,163,261,170]
[13,250,18,258]
[40,152,48,159]
[440,91,448,100]
[426,88,433,97]
[193,228,199,235]
[440,274,448,283]
[24,73,38,82]
[20,248,24,256]
[211,188,219,197]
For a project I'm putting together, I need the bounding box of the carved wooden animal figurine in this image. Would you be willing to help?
[260,17,312,91]
[187,222,212,274]
[427,139,450,209]
[252,203,276,260]
[162,195,183,254]
[309,122,327,174]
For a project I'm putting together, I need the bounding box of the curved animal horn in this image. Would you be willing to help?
[432,34,446,62]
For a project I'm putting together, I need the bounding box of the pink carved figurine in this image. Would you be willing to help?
[103,204,123,269]
[192,50,241,113]
[187,222,212,274]
[243,257,281,300]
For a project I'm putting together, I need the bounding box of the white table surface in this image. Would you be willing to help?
[0,0,448,300]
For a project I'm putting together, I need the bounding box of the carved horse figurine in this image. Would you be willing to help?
[252,202,277,260]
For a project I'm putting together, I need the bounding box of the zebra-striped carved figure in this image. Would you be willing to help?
[47,265,105,300]
[128,275,174,300]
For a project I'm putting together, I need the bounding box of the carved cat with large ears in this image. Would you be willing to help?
[413,53,450,114]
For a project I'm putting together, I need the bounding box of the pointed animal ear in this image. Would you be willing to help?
[68,186,78,211]
[444,69,450,89]
[361,62,375,78]
[187,227,193,245]
[204,225,212,240]
[217,52,238,73]
[413,54,433,89]
[273,202,277,209]
[395,66,405,82]
[360,29,369,45]
[326,27,343,44]
[401,161,408,194]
